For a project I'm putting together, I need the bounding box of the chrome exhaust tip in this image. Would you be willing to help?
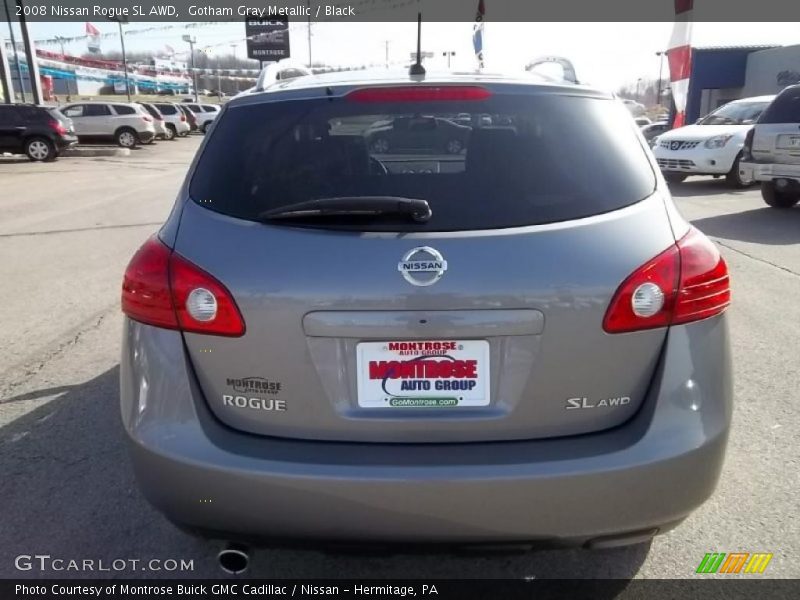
[217,543,250,575]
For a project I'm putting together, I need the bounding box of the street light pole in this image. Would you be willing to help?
[636,78,642,102]
[2,0,25,101]
[183,34,198,102]
[656,51,665,107]
[442,50,456,68]
[229,44,237,92]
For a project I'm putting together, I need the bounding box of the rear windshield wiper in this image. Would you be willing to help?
[257,196,432,223]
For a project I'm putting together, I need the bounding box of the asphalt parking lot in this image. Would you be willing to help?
[0,137,798,580]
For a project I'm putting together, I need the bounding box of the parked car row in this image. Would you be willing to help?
[0,100,221,160]
[650,85,800,209]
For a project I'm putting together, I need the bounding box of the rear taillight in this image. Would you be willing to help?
[180,114,186,121]
[603,228,729,333]
[121,237,245,337]
[346,86,492,103]
[742,128,755,161]
[48,119,67,136]
[142,115,152,122]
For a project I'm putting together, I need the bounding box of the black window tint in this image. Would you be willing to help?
[113,104,136,115]
[190,92,655,232]
[201,105,217,113]
[155,104,177,115]
[0,106,21,125]
[759,88,800,124]
[84,104,111,116]
[187,105,203,113]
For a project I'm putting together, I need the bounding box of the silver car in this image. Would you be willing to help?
[121,71,732,553]
[60,101,155,147]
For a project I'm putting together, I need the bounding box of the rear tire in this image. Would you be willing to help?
[115,128,138,148]
[725,153,750,188]
[201,122,209,134]
[664,173,687,184]
[761,182,800,209]
[164,125,176,141]
[24,137,55,162]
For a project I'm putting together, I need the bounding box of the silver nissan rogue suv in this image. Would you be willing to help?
[120,69,732,549]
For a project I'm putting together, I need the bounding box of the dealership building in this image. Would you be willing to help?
[686,44,800,122]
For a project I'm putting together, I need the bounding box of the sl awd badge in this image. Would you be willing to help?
[398,247,447,287]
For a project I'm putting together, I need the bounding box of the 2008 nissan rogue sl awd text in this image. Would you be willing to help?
[120,69,733,550]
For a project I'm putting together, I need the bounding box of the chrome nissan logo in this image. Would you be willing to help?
[398,247,447,287]
[670,140,681,151]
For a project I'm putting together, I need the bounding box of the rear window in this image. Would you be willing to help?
[155,104,177,115]
[190,91,655,231]
[759,88,800,124]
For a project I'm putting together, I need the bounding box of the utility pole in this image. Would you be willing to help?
[656,51,665,107]
[384,40,390,68]
[230,44,237,92]
[636,77,642,102]
[442,50,456,69]
[16,0,42,104]
[54,35,66,57]
[306,0,312,67]
[183,34,198,102]
[3,0,25,101]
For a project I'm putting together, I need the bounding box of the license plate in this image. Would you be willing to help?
[356,340,490,408]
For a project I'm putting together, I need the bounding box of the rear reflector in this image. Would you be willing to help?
[121,236,245,336]
[346,86,492,103]
[603,227,729,333]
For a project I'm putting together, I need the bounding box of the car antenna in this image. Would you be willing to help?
[409,12,426,76]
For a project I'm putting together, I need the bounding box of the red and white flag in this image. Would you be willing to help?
[667,0,693,128]
[85,22,101,54]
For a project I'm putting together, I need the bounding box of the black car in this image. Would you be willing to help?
[0,104,78,161]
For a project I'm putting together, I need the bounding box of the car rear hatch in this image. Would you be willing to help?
[172,82,674,443]
[752,87,800,165]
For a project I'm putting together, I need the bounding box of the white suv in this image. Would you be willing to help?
[60,102,155,148]
[184,103,221,134]
[152,102,192,139]
[653,95,774,187]
[739,85,800,209]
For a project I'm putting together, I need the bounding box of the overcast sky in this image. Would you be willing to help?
[15,21,800,90]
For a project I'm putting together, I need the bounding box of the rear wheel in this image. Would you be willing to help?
[663,173,687,184]
[115,128,137,148]
[24,137,55,162]
[164,125,176,141]
[725,153,750,188]
[761,182,800,209]
[201,122,209,134]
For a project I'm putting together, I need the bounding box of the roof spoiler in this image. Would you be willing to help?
[524,56,579,84]
[254,61,313,92]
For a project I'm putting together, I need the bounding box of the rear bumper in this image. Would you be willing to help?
[121,316,732,545]
[739,160,800,183]
[138,130,155,142]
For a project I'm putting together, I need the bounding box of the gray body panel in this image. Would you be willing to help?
[120,314,732,543]
[173,193,674,442]
[121,71,730,544]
